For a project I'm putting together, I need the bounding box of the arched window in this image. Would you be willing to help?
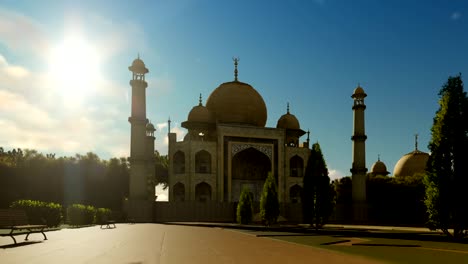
[173,182,185,202]
[290,184,303,203]
[195,150,211,173]
[290,155,304,177]
[173,151,185,174]
[195,182,212,202]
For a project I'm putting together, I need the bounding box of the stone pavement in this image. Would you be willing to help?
[0,223,384,264]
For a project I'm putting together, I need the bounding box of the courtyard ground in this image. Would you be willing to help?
[2,223,468,263]
[1,223,381,264]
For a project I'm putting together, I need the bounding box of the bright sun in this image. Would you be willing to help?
[49,35,101,102]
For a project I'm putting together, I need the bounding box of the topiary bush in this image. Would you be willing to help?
[237,187,253,224]
[95,208,112,224]
[10,199,63,227]
[67,204,96,226]
[260,173,280,226]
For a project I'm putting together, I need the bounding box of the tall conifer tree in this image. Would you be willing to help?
[424,74,468,239]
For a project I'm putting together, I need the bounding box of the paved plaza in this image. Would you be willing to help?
[1,224,382,264]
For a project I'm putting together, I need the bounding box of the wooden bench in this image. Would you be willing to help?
[0,209,48,244]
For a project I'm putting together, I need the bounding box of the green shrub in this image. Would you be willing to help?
[67,204,96,226]
[237,188,253,224]
[10,199,63,227]
[95,208,112,224]
[260,173,280,226]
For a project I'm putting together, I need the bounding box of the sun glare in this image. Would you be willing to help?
[49,35,101,103]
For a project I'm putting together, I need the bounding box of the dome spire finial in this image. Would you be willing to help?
[415,133,419,151]
[378,154,380,161]
[287,102,290,114]
[199,93,202,106]
[233,57,239,81]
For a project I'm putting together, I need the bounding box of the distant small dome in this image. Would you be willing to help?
[277,105,300,130]
[370,159,389,176]
[187,105,215,123]
[393,150,429,177]
[352,85,367,98]
[128,56,149,74]
[146,122,155,131]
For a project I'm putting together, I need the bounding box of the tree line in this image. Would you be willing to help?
[0,148,169,211]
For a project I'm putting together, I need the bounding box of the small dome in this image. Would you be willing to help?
[146,122,155,131]
[393,150,429,177]
[128,56,149,74]
[352,85,367,98]
[206,81,267,127]
[187,105,214,123]
[370,159,389,176]
[277,105,300,130]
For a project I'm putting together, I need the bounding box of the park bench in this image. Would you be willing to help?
[0,209,48,244]
[100,220,116,229]
[99,214,116,229]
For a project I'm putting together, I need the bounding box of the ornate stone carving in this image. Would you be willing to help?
[231,143,272,160]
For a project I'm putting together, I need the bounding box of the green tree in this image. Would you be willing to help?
[237,187,254,224]
[424,74,468,239]
[302,142,334,228]
[260,172,280,226]
[154,150,169,189]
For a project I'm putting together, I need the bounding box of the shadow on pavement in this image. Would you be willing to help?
[1,241,42,249]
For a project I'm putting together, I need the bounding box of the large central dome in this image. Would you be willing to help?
[206,81,267,127]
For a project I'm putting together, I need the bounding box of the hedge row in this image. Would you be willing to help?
[67,204,113,226]
[10,199,63,227]
[9,200,112,227]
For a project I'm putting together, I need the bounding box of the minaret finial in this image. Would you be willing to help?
[233,57,239,81]
[199,93,202,106]
[307,129,310,143]
[415,133,419,151]
[168,117,171,134]
[287,102,290,114]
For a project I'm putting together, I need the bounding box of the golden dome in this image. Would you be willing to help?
[206,81,267,126]
[370,158,389,176]
[393,150,429,177]
[352,85,367,98]
[276,104,300,130]
[128,56,149,74]
[187,105,214,123]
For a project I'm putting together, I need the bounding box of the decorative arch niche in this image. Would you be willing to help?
[195,182,212,202]
[195,150,211,173]
[289,184,303,203]
[289,155,304,177]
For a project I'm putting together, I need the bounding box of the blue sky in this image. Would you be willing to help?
[1,0,467,183]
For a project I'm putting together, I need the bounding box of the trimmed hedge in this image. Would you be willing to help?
[67,204,96,226]
[95,208,112,224]
[10,199,63,227]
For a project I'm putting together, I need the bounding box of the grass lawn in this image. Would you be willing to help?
[239,229,468,264]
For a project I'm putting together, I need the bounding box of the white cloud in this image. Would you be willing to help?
[329,169,345,181]
[0,8,50,56]
[451,12,461,20]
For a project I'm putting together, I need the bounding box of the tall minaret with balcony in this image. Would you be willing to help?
[128,55,150,206]
[351,85,368,222]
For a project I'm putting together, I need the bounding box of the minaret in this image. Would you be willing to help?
[128,55,152,221]
[350,84,368,222]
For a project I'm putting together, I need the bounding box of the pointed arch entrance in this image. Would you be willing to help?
[230,147,272,201]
